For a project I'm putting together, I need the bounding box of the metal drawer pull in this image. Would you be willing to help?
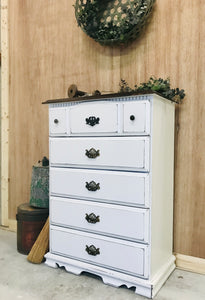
[86,116,100,126]
[86,181,100,191]
[85,245,100,256]
[54,119,59,124]
[85,213,100,224]
[85,148,100,159]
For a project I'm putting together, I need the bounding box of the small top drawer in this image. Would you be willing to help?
[49,108,67,135]
[69,102,118,135]
[123,101,150,135]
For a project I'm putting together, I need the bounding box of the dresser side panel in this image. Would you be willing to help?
[150,97,175,277]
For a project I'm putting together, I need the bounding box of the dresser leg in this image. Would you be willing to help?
[44,253,58,269]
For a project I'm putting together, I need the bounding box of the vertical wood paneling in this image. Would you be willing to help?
[8,0,205,258]
[1,0,9,226]
[173,0,205,259]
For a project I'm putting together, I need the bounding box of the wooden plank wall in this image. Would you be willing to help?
[8,0,205,258]
[1,0,9,227]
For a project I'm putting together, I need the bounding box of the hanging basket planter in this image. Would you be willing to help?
[74,0,156,46]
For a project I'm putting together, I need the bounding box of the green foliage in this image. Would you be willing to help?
[119,79,133,93]
[119,77,185,103]
[74,0,156,46]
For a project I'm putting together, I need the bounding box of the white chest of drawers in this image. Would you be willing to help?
[45,94,176,298]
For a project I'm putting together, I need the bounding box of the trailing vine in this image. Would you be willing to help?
[119,77,185,103]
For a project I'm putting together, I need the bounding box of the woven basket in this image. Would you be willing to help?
[75,0,156,46]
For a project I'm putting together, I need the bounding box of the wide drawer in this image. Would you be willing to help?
[50,137,150,172]
[50,197,149,243]
[50,168,150,207]
[50,226,149,278]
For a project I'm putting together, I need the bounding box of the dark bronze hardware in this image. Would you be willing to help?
[130,115,135,121]
[86,116,100,127]
[54,119,59,124]
[85,213,100,224]
[86,181,100,191]
[85,148,100,159]
[85,245,100,256]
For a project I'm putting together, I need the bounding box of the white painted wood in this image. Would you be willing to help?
[50,197,150,243]
[49,108,67,135]
[1,0,9,226]
[44,253,175,299]
[50,168,150,207]
[69,102,118,134]
[50,226,148,278]
[46,94,175,298]
[49,98,151,137]
[150,97,175,277]
[50,136,150,171]
[123,101,150,135]
[149,255,175,298]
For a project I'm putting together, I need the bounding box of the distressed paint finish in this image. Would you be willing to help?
[7,0,205,258]
[46,95,175,297]
[30,166,49,208]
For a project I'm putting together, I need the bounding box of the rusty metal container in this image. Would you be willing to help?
[29,157,49,208]
[16,203,49,255]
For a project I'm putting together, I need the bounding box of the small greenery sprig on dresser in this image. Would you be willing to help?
[119,77,185,104]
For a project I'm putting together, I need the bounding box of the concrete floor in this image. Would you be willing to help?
[0,228,204,300]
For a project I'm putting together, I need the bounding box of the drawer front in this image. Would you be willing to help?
[50,197,149,243]
[49,108,67,135]
[50,226,148,278]
[50,137,150,172]
[50,168,150,207]
[123,101,150,135]
[69,103,118,134]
